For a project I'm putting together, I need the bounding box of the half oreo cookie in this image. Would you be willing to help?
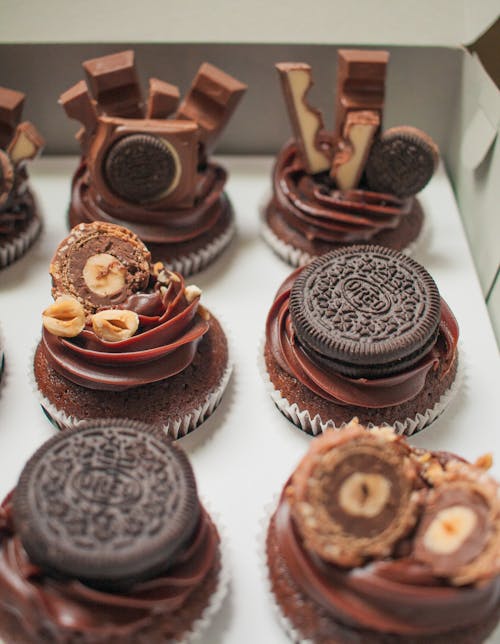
[365,126,439,198]
[289,245,441,378]
[13,422,200,590]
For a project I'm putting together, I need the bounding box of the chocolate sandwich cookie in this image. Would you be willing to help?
[104,133,179,204]
[13,424,199,590]
[366,126,439,198]
[289,245,441,378]
[50,221,151,314]
[0,422,225,643]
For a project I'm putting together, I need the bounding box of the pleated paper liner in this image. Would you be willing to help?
[163,217,235,278]
[0,213,42,269]
[258,339,464,437]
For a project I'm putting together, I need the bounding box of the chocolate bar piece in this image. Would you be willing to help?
[276,63,331,175]
[147,78,180,119]
[334,49,388,140]
[177,63,247,156]
[59,81,98,130]
[8,122,45,165]
[332,110,380,189]
[0,87,25,149]
[83,50,144,118]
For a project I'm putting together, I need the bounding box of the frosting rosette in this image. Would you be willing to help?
[72,161,231,246]
[42,270,209,392]
[0,494,221,642]
[269,140,414,244]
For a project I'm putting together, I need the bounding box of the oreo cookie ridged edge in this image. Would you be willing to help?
[289,246,442,374]
[12,422,200,589]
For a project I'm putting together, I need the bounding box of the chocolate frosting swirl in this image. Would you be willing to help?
[42,272,209,392]
[71,161,230,245]
[271,140,413,243]
[266,267,459,408]
[273,491,500,636]
[0,493,219,642]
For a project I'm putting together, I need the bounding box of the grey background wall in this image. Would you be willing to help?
[0,44,461,157]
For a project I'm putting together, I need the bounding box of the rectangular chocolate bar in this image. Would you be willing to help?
[83,50,144,119]
[147,78,180,119]
[334,49,388,140]
[0,86,25,148]
[276,63,331,175]
[177,63,247,156]
[332,110,380,189]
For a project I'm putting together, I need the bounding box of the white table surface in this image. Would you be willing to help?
[0,156,499,643]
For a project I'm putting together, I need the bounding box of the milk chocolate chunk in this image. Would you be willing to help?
[366,126,439,198]
[50,222,151,314]
[104,133,179,203]
[334,49,388,141]
[0,86,25,149]
[332,110,380,189]
[147,78,180,119]
[414,480,500,585]
[0,150,14,207]
[7,122,45,165]
[13,424,200,590]
[276,63,331,175]
[83,50,144,118]
[59,80,98,150]
[177,63,247,156]
[289,424,419,567]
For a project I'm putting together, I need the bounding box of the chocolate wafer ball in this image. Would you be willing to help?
[265,420,500,643]
[50,222,151,315]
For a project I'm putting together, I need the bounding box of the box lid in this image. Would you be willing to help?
[0,0,498,46]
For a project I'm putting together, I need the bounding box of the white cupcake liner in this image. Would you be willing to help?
[258,338,464,437]
[258,494,313,644]
[31,326,233,440]
[180,498,231,644]
[0,213,42,269]
[163,216,236,277]
[259,196,428,268]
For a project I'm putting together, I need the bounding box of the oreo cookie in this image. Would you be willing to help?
[289,246,441,378]
[104,133,179,204]
[13,422,199,590]
[365,126,439,198]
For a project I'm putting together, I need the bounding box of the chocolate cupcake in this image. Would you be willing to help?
[263,50,438,266]
[0,422,227,642]
[265,420,500,643]
[264,245,459,435]
[34,222,231,438]
[0,86,44,268]
[60,50,247,276]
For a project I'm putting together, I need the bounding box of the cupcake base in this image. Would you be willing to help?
[34,316,231,439]
[266,513,499,644]
[263,341,459,436]
[262,197,424,267]
[0,189,42,269]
